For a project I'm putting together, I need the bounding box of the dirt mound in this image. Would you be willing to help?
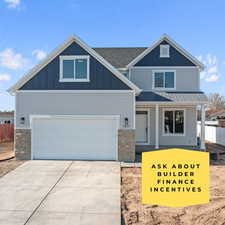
[121,166,225,225]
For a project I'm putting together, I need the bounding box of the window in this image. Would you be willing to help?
[160,44,170,58]
[153,71,175,89]
[60,56,89,82]
[163,109,185,135]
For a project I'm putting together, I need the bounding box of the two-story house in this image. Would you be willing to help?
[8,34,207,161]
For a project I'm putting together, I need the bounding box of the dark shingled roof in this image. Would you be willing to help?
[136,91,208,103]
[93,47,147,68]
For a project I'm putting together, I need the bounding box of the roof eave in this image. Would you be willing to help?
[136,101,208,105]
[126,34,205,70]
[8,35,141,95]
[7,36,76,95]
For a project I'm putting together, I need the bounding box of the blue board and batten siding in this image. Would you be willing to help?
[20,42,131,90]
[134,40,196,67]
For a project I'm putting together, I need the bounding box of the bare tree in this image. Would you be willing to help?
[208,93,225,110]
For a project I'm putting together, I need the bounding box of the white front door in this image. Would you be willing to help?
[135,111,149,144]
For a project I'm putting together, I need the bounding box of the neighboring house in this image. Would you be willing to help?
[8,34,207,161]
[206,109,225,120]
[206,109,225,127]
[0,111,14,124]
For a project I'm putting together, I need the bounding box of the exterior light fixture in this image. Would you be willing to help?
[124,117,129,128]
[20,117,25,125]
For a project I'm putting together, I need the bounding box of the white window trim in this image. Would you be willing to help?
[162,108,186,136]
[152,70,176,90]
[16,90,134,93]
[135,108,150,145]
[59,55,90,82]
[160,44,170,58]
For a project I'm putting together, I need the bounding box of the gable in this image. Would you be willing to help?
[20,41,132,90]
[134,40,196,67]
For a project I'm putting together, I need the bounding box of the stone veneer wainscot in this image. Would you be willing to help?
[118,129,135,162]
[15,129,31,160]
[15,128,136,161]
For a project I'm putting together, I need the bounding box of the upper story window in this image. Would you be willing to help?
[60,55,90,82]
[160,45,170,58]
[153,71,175,89]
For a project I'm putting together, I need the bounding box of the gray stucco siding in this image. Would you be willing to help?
[136,106,197,146]
[134,40,195,67]
[130,67,200,91]
[19,42,131,90]
[16,92,134,129]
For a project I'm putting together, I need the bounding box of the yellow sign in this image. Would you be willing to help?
[142,149,209,207]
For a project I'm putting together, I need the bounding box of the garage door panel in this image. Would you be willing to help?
[32,117,118,160]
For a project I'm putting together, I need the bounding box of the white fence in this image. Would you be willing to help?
[197,122,225,146]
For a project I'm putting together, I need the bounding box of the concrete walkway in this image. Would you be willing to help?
[0,161,121,225]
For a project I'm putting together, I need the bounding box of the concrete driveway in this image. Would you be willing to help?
[0,161,121,225]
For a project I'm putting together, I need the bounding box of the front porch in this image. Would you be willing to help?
[135,102,206,152]
[133,142,225,164]
[136,144,201,152]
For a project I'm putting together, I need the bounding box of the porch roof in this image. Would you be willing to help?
[136,91,208,104]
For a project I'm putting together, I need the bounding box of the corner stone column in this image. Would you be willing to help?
[118,129,135,162]
[15,129,31,160]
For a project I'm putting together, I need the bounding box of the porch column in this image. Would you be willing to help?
[155,104,159,149]
[200,104,205,150]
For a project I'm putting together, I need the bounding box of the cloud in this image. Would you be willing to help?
[208,66,218,74]
[0,48,28,70]
[4,0,20,8]
[205,74,219,82]
[197,54,220,82]
[0,74,11,81]
[32,49,47,60]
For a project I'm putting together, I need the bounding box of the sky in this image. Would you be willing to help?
[0,0,225,110]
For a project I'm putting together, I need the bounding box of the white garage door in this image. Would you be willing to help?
[31,116,119,160]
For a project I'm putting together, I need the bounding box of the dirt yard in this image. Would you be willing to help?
[0,158,24,177]
[0,141,14,155]
[0,141,24,177]
[121,165,225,225]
